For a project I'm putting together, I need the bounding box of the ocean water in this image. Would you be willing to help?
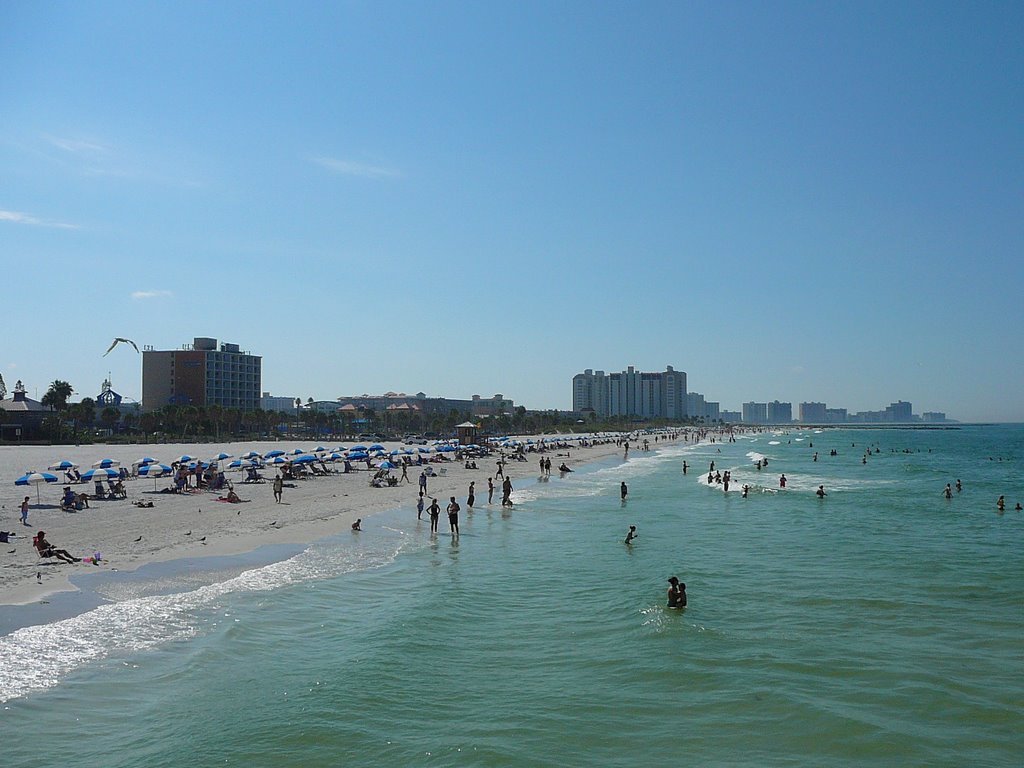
[3,426,1022,766]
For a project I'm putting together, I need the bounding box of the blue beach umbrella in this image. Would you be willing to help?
[289,448,306,456]
[417,446,432,453]
[15,471,60,503]
[227,459,255,470]
[312,446,328,454]
[210,452,233,462]
[326,452,344,462]
[292,455,317,464]
[350,444,368,452]
[173,455,195,464]
[133,457,159,467]
[92,458,120,469]
[264,450,285,459]
[377,460,397,470]
[347,451,369,460]
[48,460,79,472]
[266,456,290,466]
[368,443,385,451]
[81,467,120,483]
[241,451,263,460]
[137,463,172,488]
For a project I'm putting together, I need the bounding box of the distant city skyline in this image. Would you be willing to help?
[2,3,1021,423]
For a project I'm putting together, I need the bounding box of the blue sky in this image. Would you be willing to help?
[2,1,1022,421]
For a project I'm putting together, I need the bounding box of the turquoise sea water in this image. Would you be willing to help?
[3,426,1023,766]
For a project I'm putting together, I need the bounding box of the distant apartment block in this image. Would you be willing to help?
[142,337,262,411]
[886,400,913,422]
[799,402,828,423]
[573,366,687,420]
[922,411,947,422]
[766,400,792,424]
[742,402,767,424]
[261,393,298,413]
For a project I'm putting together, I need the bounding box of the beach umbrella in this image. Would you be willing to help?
[335,446,347,452]
[81,468,120,485]
[377,460,397,470]
[312,446,328,454]
[350,444,367,451]
[92,458,120,469]
[15,471,59,503]
[48,460,79,472]
[289,448,306,455]
[368,443,385,451]
[137,463,172,489]
[173,455,195,464]
[438,445,456,453]
[417,446,432,453]
[326,452,344,462]
[264,450,285,459]
[240,450,263,460]
[210,452,233,462]
[132,457,159,467]
[292,454,317,465]
[227,459,255,471]
[266,456,290,465]
[347,451,369,460]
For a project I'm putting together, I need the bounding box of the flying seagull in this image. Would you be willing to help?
[103,337,140,356]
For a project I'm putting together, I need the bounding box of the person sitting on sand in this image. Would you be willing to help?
[219,488,245,503]
[133,499,155,508]
[33,531,79,564]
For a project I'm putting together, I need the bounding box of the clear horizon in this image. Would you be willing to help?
[3,2,1022,423]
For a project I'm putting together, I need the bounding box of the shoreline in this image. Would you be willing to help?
[0,436,639,627]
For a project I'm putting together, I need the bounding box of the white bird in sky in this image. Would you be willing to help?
[103,337,140,356]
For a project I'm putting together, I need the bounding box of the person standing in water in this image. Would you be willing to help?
[428,497,440,533]
[624,525,637,545]
[816,485,827,498]
[620,481,628,501]
[667,577,686,608]
[467,481,475,510]
[943,483,953,499]
[446,496,460,536]
[487,477,494,504]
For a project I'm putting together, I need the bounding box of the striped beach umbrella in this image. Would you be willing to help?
[133,457,159,467]
[15,471,59,503]
[137,462,172,489]
[226,459,255,471]
[82,467,120,482]
[289,448,306,456]
[92,458,120,469]
[264,450,285,459]
[241,451,263,460]
[173,455,195,464]
[48,460,79,472]
[210,452,233,462]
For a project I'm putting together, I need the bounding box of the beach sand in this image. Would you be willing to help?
[1,438,626,607]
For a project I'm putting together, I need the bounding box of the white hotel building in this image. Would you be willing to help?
[573,366,687,420]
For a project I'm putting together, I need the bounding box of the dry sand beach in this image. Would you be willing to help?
[1,438,628,607]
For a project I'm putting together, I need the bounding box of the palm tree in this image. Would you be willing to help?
[42,380,74,411]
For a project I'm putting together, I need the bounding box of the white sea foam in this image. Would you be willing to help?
[0,534,406,703]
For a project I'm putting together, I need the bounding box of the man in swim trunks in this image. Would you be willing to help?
[620,481,628,501]
[446,496,460,536]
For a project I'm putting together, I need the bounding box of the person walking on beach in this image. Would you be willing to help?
[428,497,440,533]
[487,477,494,504]
[273,475,284,503]
[400,463,410,483]
[467,481,475,509]
[620,482,628,501]
[416,492,425,520]
[495,459,504,479]
[447,496,460,536]
[20,497,30,526]
[418,470,427,495]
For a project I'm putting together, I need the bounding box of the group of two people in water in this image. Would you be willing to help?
[622,525,687,610]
